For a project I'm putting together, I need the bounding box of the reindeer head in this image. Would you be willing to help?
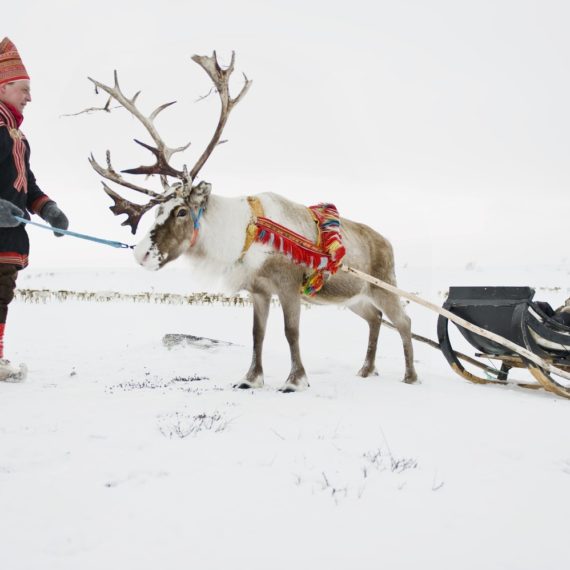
[88,52,251,270]
[134,181,212,270]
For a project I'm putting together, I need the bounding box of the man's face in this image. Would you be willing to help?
[0,80,32,113]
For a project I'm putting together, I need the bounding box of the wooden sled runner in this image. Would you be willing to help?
[437,286,570,398]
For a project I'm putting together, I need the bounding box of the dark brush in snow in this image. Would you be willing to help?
[162,334,237,349]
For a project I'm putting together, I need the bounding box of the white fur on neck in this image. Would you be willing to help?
[134,191,312,292]
[182,194,271,292]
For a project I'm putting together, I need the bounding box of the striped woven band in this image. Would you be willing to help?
[0,101,28,192]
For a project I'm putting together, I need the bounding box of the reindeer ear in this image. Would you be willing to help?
[189,181,212,208]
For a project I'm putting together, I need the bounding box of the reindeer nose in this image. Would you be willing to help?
[143,251,150,263]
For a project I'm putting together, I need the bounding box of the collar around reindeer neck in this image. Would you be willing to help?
[189,206,204,248]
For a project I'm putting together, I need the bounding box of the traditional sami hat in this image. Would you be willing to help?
[0,37,29,86]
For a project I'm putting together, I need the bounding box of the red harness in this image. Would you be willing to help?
[247,200,346,296]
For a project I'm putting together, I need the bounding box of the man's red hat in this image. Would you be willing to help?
[0,38,29,86]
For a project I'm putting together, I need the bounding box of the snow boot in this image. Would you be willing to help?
[0,358,27,382]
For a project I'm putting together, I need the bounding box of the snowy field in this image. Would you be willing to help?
[1,264,570,569]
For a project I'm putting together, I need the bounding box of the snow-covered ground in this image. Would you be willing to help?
[1,264,570,569]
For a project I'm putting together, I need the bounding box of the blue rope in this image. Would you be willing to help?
[15,206,203,250]
[14,216,133,249]
[190,207,203,229]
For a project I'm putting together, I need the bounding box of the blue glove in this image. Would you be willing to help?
[40,201,69,237]
[0,199,23,228]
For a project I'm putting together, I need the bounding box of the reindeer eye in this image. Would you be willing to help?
[176,209,188,218]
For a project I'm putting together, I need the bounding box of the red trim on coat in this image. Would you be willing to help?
[0,101,27,192]
[0,252,28,269]
[30,195,51,215]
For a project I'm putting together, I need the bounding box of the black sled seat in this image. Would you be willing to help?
[437,286,570,398]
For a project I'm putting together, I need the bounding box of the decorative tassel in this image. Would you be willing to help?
[252,202,346,297]
[301,271,325,296]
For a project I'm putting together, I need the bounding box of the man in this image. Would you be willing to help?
[0,37,69,382]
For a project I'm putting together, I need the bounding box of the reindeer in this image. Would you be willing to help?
[88,52,418,392]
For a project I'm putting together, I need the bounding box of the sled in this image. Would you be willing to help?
[437,286,570,398]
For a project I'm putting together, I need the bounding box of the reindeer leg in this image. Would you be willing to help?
[277,290,309,393]
[234,291,271,389]
[349,302,382,377]
[371,290,418,384]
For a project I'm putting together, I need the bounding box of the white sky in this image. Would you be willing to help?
[6,0,570,270]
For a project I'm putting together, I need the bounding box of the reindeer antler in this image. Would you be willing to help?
[89,150,165,198]
[88,149,173,234]
[87,71,190,233]
[102,182,165,234]
[88,71,192,180]
[88,53,251,234]
[189,51,252,181]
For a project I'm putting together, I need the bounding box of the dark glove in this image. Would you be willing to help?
[40,201,69,237]
[0,199,24,228]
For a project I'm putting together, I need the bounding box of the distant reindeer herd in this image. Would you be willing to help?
[87,52,417,392]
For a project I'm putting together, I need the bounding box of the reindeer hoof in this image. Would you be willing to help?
[403,374,418,384]
[233,377,264,390]
[278,376,309,393]
[357,366,378,378]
